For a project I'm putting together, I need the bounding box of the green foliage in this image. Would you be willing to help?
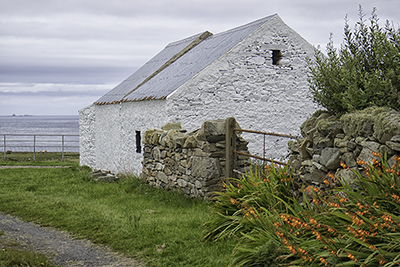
[0,247,58,267]
[206,153,400,266]
[0,163,233,267]
[309,6,400,115]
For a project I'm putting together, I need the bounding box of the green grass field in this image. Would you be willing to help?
[1,151,79,164]
[0,161,234,267]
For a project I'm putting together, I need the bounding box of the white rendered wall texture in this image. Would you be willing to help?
[166,16,320,160]
[80,16,320,175]
[79,104,96,168]
[79,101,167,175]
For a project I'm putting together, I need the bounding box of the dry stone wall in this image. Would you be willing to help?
[140,118,250,199]
[288,107,400,190]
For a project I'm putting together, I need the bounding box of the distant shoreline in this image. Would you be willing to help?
[0,115,79,117]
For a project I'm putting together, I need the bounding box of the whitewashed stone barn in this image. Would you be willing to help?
[79,14,319,175]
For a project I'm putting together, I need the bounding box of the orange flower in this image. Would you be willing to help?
[372,150,381,158]
[309,217,318,226]
[392,193,400,202]
[346,253,357,262]
[320,257,327,266]
[357,159,367,166]
[230,197,237,205]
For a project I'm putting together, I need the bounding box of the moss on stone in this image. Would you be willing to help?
[300,110,330,137]
[340,106,400,142]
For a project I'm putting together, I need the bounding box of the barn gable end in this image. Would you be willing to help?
[79,14,319,175]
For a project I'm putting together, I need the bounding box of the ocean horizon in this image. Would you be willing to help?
[0,115,79,152]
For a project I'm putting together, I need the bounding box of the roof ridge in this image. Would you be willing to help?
[211,14,277,38]
[166,32,208,47]
[122,31,213,100]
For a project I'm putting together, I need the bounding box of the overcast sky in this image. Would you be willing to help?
[0,0,398,115]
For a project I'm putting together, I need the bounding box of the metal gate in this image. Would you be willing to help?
[225,117,297,178]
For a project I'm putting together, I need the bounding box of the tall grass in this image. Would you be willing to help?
[205,153,400,266]
[0,163,234,267]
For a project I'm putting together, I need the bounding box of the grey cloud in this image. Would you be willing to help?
[0,89,108,97]
[0,0,399,116]
[0,65,136,84]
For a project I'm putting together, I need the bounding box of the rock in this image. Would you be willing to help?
[320,147,341,170]
[288,140,300,153]
[302,159,313,166]
[341,107,400,142]
[312,161,328,172]
[386,135,400,151]
[309,167,327,183]
[358,141,380,164]
[183,135,197,148]
[300,110,329,137]
[156,171,168,183]
[195,180,203,189]
[161,121,182,131]
[177,178,187,187]
[199,119,226,143]
[347,141,357,151]
[314,137,333,149]
[391,135,400,142]
[191,156,220,179]
[163,130,187,148]
[388,155,399,169]
[340,152,357,168]
[144,129,164,145]
[335,168,358,185]
[152,147,161,161]
[289,158,301,170]
[299,138,312,159]
[386,141,400,152]
[91,170,118,182]
[355,136,366,145]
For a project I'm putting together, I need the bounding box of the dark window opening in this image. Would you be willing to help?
[136,131,141,153]
[272,50,282,65]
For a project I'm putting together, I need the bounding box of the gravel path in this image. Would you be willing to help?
[0,212,145,267]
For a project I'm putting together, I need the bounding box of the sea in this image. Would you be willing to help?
[0,115,79,153]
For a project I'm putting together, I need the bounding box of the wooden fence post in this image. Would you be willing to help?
[225,117,236,179]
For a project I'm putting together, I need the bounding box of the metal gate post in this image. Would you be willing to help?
[62,135,65,162]
[3,135,6,161]
[225,117,236,179]
[33,135,36,162]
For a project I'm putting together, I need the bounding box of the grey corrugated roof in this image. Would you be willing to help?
[95,14,276,105]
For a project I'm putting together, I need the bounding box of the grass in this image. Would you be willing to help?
[1,151,79,164]
[0,161,234,266]
[0,230,59,267]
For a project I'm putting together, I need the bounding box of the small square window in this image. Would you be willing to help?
[272,50,282,65]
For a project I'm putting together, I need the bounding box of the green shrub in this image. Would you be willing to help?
[309,6,400,115]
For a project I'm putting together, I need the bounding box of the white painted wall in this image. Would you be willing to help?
[167,15,320,160]
[80,100,167,175]
[79,104,96,168]
[80,15,320,174]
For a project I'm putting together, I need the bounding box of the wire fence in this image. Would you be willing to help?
[1,134,79,162]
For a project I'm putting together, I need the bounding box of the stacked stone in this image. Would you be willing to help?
[91,170,119,182]
[288,107,400,190]
[141,118,250,200]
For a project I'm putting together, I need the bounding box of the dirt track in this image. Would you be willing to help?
[0,212,144,267]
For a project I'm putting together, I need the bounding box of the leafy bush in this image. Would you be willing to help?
[205,153,400,266]
[309,6,400,115]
